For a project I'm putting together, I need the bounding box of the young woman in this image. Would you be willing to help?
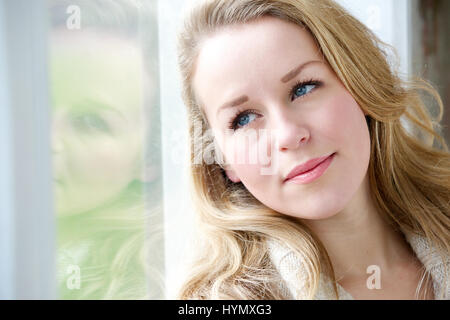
[176,0,450,299]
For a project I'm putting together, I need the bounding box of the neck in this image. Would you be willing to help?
[299,175,415,282]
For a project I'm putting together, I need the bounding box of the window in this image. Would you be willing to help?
[49,0,163,299]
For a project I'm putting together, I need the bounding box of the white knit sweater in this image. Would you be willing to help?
[267,230,450,300]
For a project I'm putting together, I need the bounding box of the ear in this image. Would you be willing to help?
[224,166,241,183]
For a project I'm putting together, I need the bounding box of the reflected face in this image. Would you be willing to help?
[193,17,371,220]
[51,31,143,216]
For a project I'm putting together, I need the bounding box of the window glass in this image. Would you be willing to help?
[49,0,163,299]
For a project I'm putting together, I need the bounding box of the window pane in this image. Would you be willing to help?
[49,0,163,299]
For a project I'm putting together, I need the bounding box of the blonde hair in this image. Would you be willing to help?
[176,0,450,299]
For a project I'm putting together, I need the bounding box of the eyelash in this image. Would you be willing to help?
[227,79,322,131]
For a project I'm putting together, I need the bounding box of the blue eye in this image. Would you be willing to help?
[228,109,259,131]
[237,113,256,127]
[291,80,321,101]
[294,84,315,98]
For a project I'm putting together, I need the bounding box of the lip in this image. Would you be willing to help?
[284,152,336,184]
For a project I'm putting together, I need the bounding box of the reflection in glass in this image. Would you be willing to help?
[49,0,163,299]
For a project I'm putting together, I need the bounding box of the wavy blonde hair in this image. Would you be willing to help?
[176,0,450,299]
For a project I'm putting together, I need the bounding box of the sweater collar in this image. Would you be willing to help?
[267,229,449,299]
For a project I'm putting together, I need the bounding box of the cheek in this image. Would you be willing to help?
[340,95,369,155]
[69,137,136,184]
[223,133,272,182]
[323,90,371,190]
[320,89,369,154]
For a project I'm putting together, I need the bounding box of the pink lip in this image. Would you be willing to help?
[284,153,336,184]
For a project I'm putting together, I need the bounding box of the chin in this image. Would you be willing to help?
[288,207,341,221]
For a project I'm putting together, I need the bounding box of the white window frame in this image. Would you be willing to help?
[0,0,55,299]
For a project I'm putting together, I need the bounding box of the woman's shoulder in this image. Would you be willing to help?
[402,229,450,300]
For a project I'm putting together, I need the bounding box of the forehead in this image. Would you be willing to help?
[192,16,322,114]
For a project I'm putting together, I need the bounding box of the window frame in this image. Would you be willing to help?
[0,0,56,299]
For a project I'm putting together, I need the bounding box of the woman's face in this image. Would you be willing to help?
[52,31,144,216]
[192,16,371,220]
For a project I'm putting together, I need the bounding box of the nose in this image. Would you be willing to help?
[271,108,310,152]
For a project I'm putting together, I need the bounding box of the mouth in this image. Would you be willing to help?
[284,152,336,184]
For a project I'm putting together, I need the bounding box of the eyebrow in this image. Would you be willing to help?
[216,60,323,117]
